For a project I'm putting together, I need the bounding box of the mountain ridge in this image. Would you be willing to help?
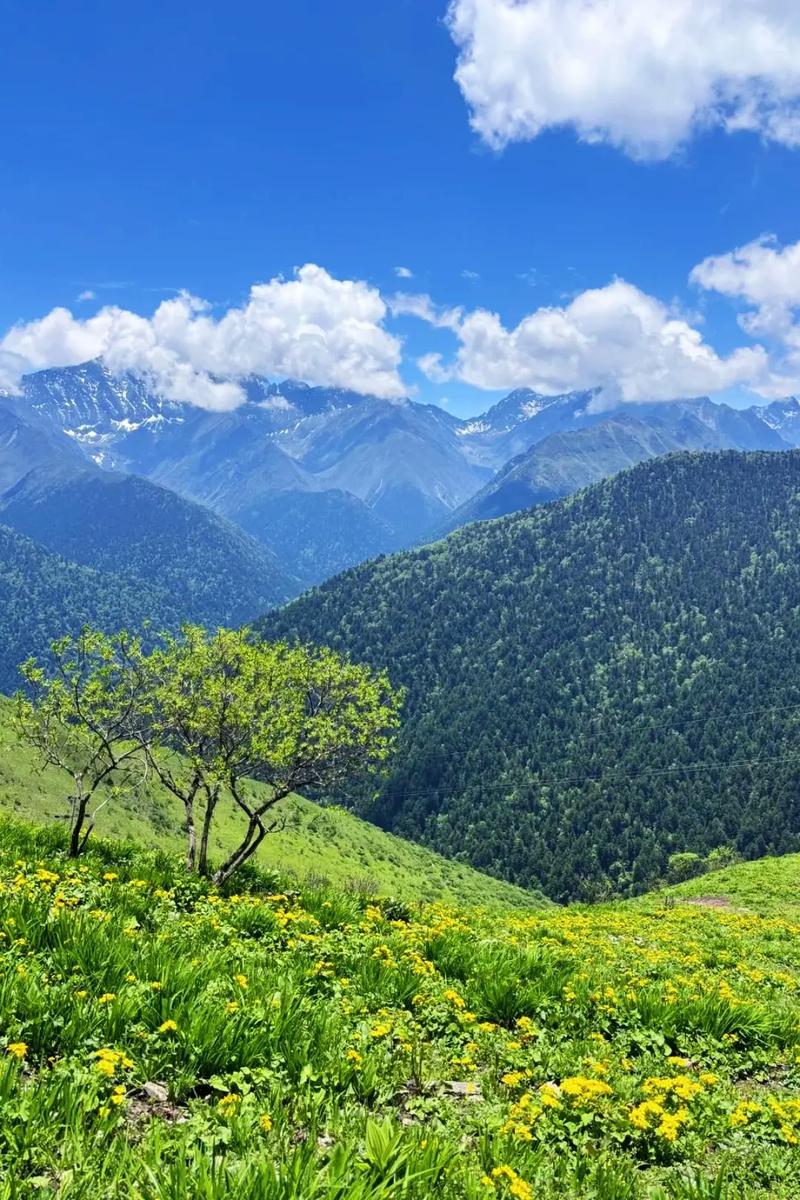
[5,360,800,587]
[0,462,296,643]
[261,450,800,901]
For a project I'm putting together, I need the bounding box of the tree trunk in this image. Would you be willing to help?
[198,786,219,877]
[184,798,197,872]
[68,793,90,858]
[211,818,267,887]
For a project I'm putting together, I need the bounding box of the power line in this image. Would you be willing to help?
[371,749,800,806]
[365,703,800,802]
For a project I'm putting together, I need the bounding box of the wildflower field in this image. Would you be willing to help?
[0,820,799,1199]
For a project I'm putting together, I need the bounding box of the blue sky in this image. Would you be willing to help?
[3,0,800,415]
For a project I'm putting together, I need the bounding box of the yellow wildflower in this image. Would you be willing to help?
[559,1075,613,1104]
[489,1165,533,1200]
[657,1107,689,1142]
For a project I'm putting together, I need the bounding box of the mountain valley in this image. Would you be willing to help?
[263,450,800,901]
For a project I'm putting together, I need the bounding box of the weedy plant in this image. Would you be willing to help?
[0,818,797,1197]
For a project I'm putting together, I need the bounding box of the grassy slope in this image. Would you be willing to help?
[659,854,800,920]
[0,699,542,910]
[1,822,799,1197]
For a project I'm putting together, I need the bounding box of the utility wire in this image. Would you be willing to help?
[365,702,800,801]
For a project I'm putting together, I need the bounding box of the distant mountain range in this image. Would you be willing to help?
[262,450,800,901]
[3,358,800,595]
[0,363,488,581]
[446,396,795,527]
[4,355,800,619]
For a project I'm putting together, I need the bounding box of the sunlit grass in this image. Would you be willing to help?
[0,818,798,1197]
[0,696,542,910]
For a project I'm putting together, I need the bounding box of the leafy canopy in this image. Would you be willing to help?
[143,626,403,883]
[14,628,149,857]
[14,624,403,885]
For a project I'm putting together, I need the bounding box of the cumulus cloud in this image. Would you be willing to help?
[409,279,768,403]
[691,235,800,333]
[394,266,414,279]
[0,265,406,408]
[446,0,800,159]
[692,235,800,394]
[77,290,96,302]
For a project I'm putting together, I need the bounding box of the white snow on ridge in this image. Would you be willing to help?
[456,419,490,436]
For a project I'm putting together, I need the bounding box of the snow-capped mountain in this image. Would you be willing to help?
[0,360,181,449]
[4,359,800,587]
[759,397,800,443]
[446,396,793,528]
[455,387,601,468]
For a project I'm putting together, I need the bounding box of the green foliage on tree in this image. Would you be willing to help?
[666,852,705,884]
[14,625,402,885]
[261,451,800,901]
[14,629,150,858]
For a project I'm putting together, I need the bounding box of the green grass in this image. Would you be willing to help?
[0,698,543,911]
[0,819,799,1198]
[658,854,800,921]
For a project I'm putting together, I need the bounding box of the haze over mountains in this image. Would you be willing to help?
[3,360,800,586]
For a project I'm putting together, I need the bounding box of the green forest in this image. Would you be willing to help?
[264,451,800,901]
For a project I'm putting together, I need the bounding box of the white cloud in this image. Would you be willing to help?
[410,279,768,402]
[461,269,480,281]
[446,0,800,159]
[691,235,800,394]
[77,289,96,302]
[417,351,452,384]
[257,394,294,411]
[0,264,406,408]
[388,292,463,331]
[691,235,800,331]
[394,266,414,279]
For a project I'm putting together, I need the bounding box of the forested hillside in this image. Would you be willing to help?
[0,525,187,691]
[263,451,800,901]
[0,466,295,626]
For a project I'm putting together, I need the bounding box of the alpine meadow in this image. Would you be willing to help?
[5,1,800,1197]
